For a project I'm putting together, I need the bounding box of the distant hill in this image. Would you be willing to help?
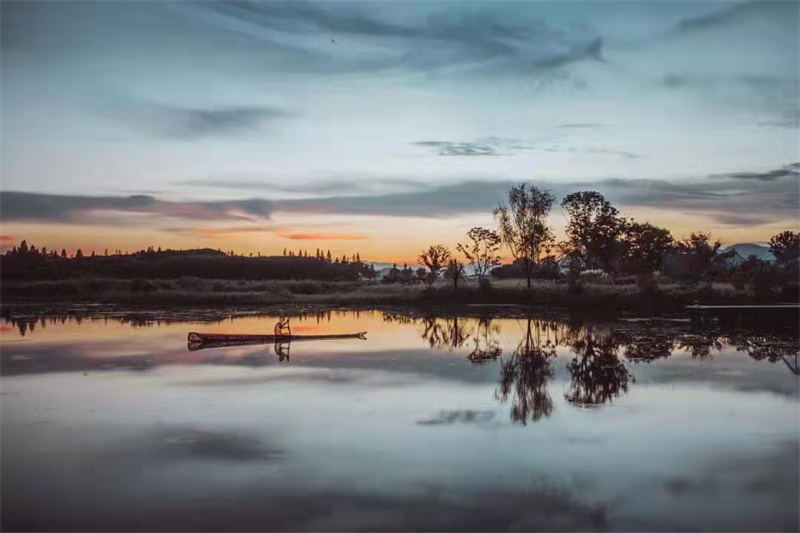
[720,243,775,266]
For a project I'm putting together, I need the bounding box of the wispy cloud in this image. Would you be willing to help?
[271,164,799,225]
[411,138,532,157]
[103,97,290,139]
[176,177,429,196]
[2,164,797,229]
[0,192,274,224]
[664,1,791,38]
[724,162,799,181]
[558,123,605,129]
[412,141,500,157]
[275,231,369,241]
[183,1,604,76]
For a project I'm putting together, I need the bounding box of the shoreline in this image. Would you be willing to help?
[2,276,794,316]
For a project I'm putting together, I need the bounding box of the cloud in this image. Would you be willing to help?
[411,137,532,157]
[586,148,640,159]
[0,192,274,224]
[184,1,604,76]
[272,164,799,225]
[3,164,796,229]
[176,177,429,196]
[275,232,368,241]
[724,162,799,181]
[176,226,275,240]
[412,141,500,157]
[0,235,15,242]
[665,1,795,38]
[276,180,508,217]
[558,123,605,129]
[104,97,290,139]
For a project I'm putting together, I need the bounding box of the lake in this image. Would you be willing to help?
[1,309,798,531]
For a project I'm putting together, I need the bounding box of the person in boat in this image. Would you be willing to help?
[274,316,292,337]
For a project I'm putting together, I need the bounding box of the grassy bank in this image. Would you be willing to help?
[1,276,792,314]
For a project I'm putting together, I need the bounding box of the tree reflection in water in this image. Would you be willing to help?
[495,319,558,425]
[467,317,502,364]
[564,327,632,408]
[620,331,674,361]
[728,334,800,375]
[420,316,468,350]
[676,333,724,359]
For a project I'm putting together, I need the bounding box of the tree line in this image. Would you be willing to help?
[3,184,797,291]
[0,244,378,282]
[405,184,799,294]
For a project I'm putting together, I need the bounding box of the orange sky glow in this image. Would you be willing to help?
[2,206,794,264]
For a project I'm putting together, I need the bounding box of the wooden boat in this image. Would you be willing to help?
[187,331,366,345]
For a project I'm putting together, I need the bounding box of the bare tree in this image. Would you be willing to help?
[445,258,466,292]
[457,227,501,284]
[493,184,555,289]
[419,244,451,286]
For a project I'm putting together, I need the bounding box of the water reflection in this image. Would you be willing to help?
[2,308,797,532]
[564,327,632,408]
[2,309,797,400]
[496,319,557,424]
[467,318,502,364]
[420,316,469,350]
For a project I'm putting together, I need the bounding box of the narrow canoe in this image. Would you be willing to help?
[187,331,367,344]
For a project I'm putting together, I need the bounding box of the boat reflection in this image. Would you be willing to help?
[2,310,797,387]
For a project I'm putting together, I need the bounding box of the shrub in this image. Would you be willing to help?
[579,269,612,285]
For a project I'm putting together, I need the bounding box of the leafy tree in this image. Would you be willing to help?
[61,249,67,258]
[415,267,427,283]
[769,230,799,268]
[326,250,332,262]
[561,191,625,275]
[675,232,724,279]
[493,184,555,289]
[18,240,29,255]
[620,221,674,274]
[456,227,501,283]
[401,263,415,284]
[419,244,451,286]
[382,263,402,283]
[75,249,84,259]
[730,255,778,296]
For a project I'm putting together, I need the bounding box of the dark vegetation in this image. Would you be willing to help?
[1,245,376,282]
[2,184,798,311]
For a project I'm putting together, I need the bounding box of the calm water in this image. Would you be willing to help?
[1,310,798,532]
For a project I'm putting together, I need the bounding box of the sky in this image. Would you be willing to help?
[1,0,798,262]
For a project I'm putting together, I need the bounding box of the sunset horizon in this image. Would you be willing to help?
[2,2,799,532]
[2,1,797,264]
